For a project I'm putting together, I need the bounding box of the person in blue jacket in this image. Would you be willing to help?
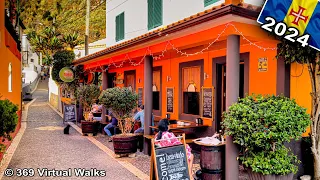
[133,105,154,134]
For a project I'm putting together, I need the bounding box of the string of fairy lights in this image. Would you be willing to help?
[83,23,278,74]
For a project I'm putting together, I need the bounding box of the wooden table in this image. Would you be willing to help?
[150,121,208,130]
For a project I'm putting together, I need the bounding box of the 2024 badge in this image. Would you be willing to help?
[257,0,320,51]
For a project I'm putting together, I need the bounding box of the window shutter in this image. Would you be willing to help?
[204,0,218,7]
[153,0,162,28]
[148,0,153,30]
[115,15,120,41]
[120,13,125,40]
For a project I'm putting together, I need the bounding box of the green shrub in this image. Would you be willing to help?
[241,146,299,175]
[222,94,311,175]
[0,97,18,152]
[51,50,75,84]
[222,95,310,152]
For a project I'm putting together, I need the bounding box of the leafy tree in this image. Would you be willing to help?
[277,38,320,180]
[20,0,106,43]
[52,50,75,84]
[63,32,84,49]
[99,87,138,135]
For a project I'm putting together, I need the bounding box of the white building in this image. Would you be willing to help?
[105,0,265,47]
[74,38,107,59]
[21,34,41,84]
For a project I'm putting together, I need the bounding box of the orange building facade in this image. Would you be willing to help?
[74,2,311,136]
[0,0,22,160]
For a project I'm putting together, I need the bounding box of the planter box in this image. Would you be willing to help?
[247,169,294,180]
[81,120,99,135]
[113,134,138,154]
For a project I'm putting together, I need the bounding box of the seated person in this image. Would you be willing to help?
[87,112,102,121]
[104,109,118,142]
[133,105,154,134]
[91,103,103,113]
[155,119,194,176]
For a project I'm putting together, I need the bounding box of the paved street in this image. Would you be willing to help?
[2,80,140,180]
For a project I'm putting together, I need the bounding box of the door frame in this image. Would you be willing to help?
[153,66,162,116]
[212,52,249,132]
[124,70,136,91]
[179,59,204,121]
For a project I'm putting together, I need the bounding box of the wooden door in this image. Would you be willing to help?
[125,71,136,91]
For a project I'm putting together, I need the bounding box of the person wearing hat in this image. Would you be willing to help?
[133,105,154,134]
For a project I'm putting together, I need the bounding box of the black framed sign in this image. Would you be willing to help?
[201,87,214,119]
[63,104,77,122]
[166,88,174,113]
[150,134,191,180]
[138,88,143,107]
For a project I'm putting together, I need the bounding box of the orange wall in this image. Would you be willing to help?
[0,1,22,110]
[108,40,279,127]
[290,63,312,136]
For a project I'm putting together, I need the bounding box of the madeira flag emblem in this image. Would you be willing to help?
[257,0,320,51]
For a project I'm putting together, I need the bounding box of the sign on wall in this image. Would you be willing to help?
[258,57,268,72]
[166,88,174,113]
[59,67,74,82]
[201,87,214,119]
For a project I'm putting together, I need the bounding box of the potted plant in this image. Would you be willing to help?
[76,84,101,135]
[222,95,310,179]
[0,96,18,157]
[99,87,138,156]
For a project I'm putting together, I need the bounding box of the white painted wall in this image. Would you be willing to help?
[106,0,227,46]
[243,0,265,6]
[48,66,59,103]
[74,38,107,59]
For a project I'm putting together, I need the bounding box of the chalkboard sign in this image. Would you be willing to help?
[63,104,77,122]
[155,145,190,180]
[202,87,214,118]
[138,88,143,107]
[150,134,190,180]
[166,88,174,113]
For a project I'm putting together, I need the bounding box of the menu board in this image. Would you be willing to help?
[155,145,190,180]
[166,88,174,113]
[138,88,143,107]
[202,87,213,118]
[63,104,76,122]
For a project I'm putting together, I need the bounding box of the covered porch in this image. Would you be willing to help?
[73,4,280,179]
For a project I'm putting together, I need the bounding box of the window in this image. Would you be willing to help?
[148,0,163,30]
[30,58,34,63]
[115,12,125,42]
[182,66,201,115]
[153,69,161,113]
[8,63,12,92]
[204,0,219,7]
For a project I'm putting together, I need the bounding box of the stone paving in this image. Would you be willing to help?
[2,80,140,180]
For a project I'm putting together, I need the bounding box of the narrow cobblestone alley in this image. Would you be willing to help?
[2,80,140,180]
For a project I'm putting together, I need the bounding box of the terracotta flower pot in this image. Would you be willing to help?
[247,168,294,180]
[112,134,138,154]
